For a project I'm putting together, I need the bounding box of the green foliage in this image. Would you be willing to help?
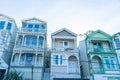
[3,70,23,80]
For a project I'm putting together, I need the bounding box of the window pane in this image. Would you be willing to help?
[53,55,58,64]
[28,24,33,28]
[111,60,115,69]
[34,24,39,32]
[55,55,58,64]
[60,55,62,64]
[26,36,30,46]
[26,55,33,65]
[6,22,12,30]
[0,21,5,29]
[114,39,120,48]
[32,36,37,46]
[105,59,110,69]
[28,24,33,32]
[39,37,44,48]
[35,24,39,28]
[64,42,68,46]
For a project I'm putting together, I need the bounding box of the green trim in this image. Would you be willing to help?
[107,77,120,80]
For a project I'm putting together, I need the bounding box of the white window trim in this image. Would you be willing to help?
[52,54,66,65]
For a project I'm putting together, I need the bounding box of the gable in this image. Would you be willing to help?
[87,30,111,40]
[22,18,46,24]
[53,30,75,37]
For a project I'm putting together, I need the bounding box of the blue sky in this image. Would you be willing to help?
[0,0,120,45]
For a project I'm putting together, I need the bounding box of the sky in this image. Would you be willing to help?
[0,0,120,45]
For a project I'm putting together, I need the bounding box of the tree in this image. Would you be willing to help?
[3,70,23,80]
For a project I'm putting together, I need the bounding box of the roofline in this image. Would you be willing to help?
[51,28,77,36]
[0,13,15,21]
[21,17,47,24]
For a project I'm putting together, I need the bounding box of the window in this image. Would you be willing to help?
[28,24,33,32]
[39,37,44,48]
[32,36,37,46]
[114,38,120,49]
[41,25,45,29]
[104,56,118,70]
[25,36,31,46]
[105,59,110,69]
[34,24,39,32]
[20,54,25,64]
[0,21,5,29]
[60,55,62,64]
[93,42,103,52]
[53,55,58,64]
[64,42,68,47]
[53,55,66,65]
[26,55,33,65]
[25,36,37,46]
[6,22,12,30]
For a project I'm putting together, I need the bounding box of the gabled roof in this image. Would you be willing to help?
[22,17,46,24]
[113,32,120,37]
[51,28,77,37]
[87,29,111,38]
[0,13,14,21]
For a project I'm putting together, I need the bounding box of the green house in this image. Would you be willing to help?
[79,30,120,80]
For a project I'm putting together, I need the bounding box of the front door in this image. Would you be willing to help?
[69,61,77,73]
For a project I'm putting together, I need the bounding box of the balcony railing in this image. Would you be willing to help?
[11,62,42,67]
[52,47,77,52]
[88,47,114,53]
[21,28,46,33]
[92,67,104,74]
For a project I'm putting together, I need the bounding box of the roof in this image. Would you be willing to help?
[51,28,77,37]
[0,13,14,21]
[113,32,120,37]
[22,17,46,24]
[86,29,111,38]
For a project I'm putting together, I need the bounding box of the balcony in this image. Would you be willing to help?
[88,47,114,53]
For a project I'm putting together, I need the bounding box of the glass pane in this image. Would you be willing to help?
[32,36,37,46]
[64,42,68,46]
[28,24,33,28]
[26,36,30,46]
[0,21,5,29]
[6,22,12,30]
[105,59,110,69]
[55,55,58,64]
[35,24,39,28]
[60,55,62,64]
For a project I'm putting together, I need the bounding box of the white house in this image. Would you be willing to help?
[10,18,47,80]
[51,28,81,80]
[113,32,120,65]
[0,14,18,79]
[79,30,120,80]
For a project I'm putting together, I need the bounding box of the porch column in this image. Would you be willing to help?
[21,34,25,47]
[35,53,38,65]
[15,34,19,46]
[37,35,39,48]
[18,51,22,65]
[10,53,15,65]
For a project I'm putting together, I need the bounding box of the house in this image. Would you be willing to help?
[0,14,18,79]
[51,28,81,80]
[113,32,120,65]
[10,18,47,80]
[79,30,120,80]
